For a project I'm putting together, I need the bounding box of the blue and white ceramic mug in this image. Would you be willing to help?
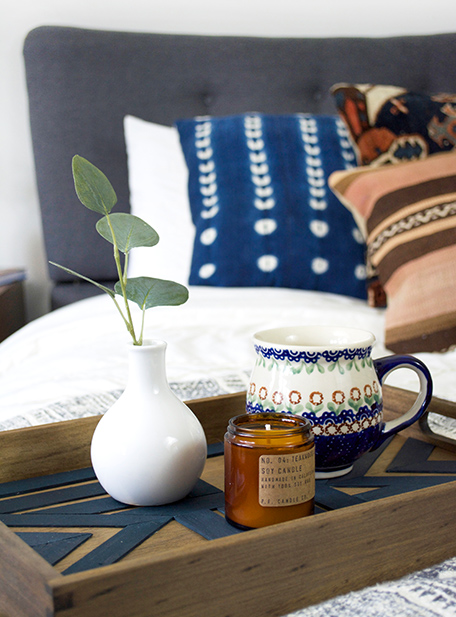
[246,326,433,478]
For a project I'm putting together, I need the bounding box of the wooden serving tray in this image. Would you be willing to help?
[1,386,456,617]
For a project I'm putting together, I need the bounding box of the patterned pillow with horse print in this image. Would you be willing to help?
[331,83,456,166]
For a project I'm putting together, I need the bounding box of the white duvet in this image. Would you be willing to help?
[1,286,455,425]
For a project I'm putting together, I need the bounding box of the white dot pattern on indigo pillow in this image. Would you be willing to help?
[245,115,279,273]
[337,119,357,165]
[311,257,329,274]
[300,117,331,257]
[200,227,217,245]
[352,227,364,244]
[355,264,367,280]
[254,218,277,235]
[176,113,368,299]
[257,255,279,272]
[301,117,327,212]
[194,118,218,279]
[309,220,329,238]
[199,263,216,279]
[299,116,360,282]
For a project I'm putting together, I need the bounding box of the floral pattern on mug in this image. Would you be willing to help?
[306,391,324,413]
[259,386,268,400]
[247,381,381,418]
[255,352,374,378]
[289,390,302,405]
[272,391,284,405]
[328,389,346,415]
[310,410,382,436]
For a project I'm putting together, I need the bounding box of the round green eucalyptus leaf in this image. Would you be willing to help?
[115,277,189,310]
[72,155,117,215]
[96,214,159,253]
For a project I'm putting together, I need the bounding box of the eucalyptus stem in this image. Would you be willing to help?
[138,307,147,346]
[110,294,134,333]
[105,212,138,344]
[123,252,129,284]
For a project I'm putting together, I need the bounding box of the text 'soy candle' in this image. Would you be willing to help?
[224,413,315,529]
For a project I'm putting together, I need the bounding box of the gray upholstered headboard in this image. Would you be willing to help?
[23,26,456,308]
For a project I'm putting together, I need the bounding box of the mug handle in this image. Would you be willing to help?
[373,355,433,448]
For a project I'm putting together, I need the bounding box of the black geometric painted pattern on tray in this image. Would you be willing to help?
[1,439,455,573]
[0,442,242,573]
[0,471,239,574]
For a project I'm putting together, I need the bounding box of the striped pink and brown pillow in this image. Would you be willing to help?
[329,151,456,353]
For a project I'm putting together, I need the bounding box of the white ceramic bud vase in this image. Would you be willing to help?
[90,340,207,506]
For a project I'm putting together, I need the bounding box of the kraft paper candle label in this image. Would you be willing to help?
[258,450,315,507]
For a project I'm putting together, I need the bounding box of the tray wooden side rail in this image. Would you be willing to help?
[1,387,456,617]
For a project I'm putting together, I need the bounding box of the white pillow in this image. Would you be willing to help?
[124,115,194,285]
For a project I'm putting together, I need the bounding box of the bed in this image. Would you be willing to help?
[2,24,456,616]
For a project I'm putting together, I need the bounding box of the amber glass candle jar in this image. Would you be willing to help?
[224,412,315,529]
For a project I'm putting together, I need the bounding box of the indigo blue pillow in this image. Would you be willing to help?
[175,113,367,299]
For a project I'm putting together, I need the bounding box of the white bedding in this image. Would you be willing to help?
[1,286,456,425]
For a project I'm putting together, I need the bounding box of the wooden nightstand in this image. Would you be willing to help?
[0,269,26,343]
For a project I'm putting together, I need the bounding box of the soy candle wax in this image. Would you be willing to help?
[224,413,315,529]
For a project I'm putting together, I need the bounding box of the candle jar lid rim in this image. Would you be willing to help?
[227,412,313,439]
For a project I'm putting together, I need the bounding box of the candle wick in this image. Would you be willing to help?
[265,423,271,430]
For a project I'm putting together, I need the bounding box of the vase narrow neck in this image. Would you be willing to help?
[126,341,169,393]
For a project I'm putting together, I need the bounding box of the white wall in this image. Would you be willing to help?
[2,0,456,320]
